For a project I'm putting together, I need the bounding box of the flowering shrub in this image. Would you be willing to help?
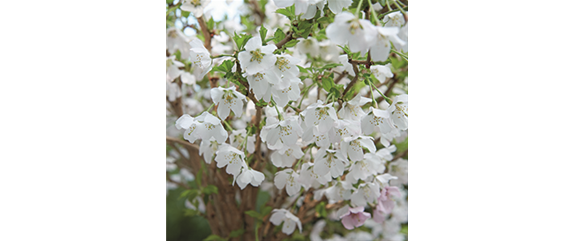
[166,0,408,240]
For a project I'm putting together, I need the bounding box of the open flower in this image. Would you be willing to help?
[237,35,277,75]
[350,182,381,207]
[326,12,377,54]
[166,56,184,82]
[326,0,352,14]
[181,0,211,17]
[214,144,245,176]
[261,116,302,150]
[236,163,265,190]
[270,209,302,235]
[388,94,408,130]
[210,86,247,120]
[341,135,376,162]
[361,107,394,135]
[339,206,371,230]
[175,112,228,144]
[338,94,371,121]
[313,148,348,178]
[370,64,394,82]
[304,101,338,134]
[270,144,304,168]
[189,38,212,79]
[370,26,405,62]
[199,137,219,164]
[274,168,301,196]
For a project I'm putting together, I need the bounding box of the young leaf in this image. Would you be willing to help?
[245,210,263,220]
[203,185,219,195]
[322,76,334,92]
[229,229,245,238]
[203,234,227,241]
[273,28,286,44]
[233,33,253,51]
[207,17,215,30]
[259,26,268,45]
[284,39,299,48]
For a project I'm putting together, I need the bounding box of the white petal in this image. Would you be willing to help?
[175,114,194,130]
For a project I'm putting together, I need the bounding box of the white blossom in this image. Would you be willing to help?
[176,112,228,144]
[270,209,302,235]
[181,0,211,17]
[371,64,394,82]
[326,12,377,54]
[274,168,302,196]
[199,136,219,164]
[214,143,245,176]
[270,144,304,167]
[236,163,265,189]
[388,94,408,130]
[189,38,212,79]
[210,86,247,120]
[313,148,348,178]
[341,135,376,162]
[237,35,277,75]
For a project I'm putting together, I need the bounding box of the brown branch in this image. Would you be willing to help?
[166,136,199,151]
[197,16,212,51]
[341,63,360,98]
[334,71,348,84]
[249,0,266,26]
[390,148,408,162]
[275,31,294,49]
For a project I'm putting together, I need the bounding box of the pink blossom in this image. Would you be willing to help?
[377,186,402,214]
[340,206,371,230]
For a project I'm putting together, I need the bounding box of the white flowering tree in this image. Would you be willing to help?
[166,0,408,240]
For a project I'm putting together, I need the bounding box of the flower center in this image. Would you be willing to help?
[349,19,361,35]
[250,49,264,63]
[189,0,201,7]
[276,57,291,72]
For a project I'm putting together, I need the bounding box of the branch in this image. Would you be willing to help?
[275,31,294,49]
[390,148,408,162]
[341,63,360,98]
[197,16,212,51]
[166,136,199,151]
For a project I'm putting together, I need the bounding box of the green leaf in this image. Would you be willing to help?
[212,59,234,73]
[260,206,272,216]
[321,63,343,70]
[297,65,308,74]
[322,76,334,92]
[273,28,286,44]
[245,210,263,220]
[207,17,215,30]
[233,33,253,51]
[203,234,227,241]
[181,10,190,18]
[259,26,268,45]
[203,185,219,195]
[275,6,295,19]
[166,0,174,4]
[229,229,245,238]
[315,202,327,218]
[284,39,299,48]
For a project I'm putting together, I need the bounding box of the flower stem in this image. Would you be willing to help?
[222,120,233,131]
[369,0,382,26]
[391,49,408,61]
[271,99,283,120]
[198,103,215,116]
[392,0,407,16]
[370,82,392,104]
[369,83,379,108]
[385,0,393,12]
[355,0,364,17]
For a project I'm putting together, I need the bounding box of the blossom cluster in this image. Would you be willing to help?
[166,0,408,239]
